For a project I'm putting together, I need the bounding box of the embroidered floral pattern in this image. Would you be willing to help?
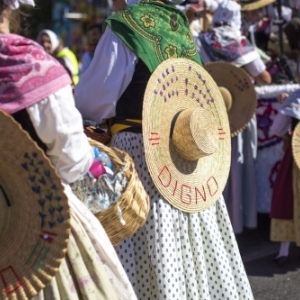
[186,31,194,44]
[165,45,178,59]
[141,14,155,28]
[106,1,202,71]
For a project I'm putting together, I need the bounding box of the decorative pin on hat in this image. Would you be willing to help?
[0,110,70,299]
[143,58,231,213]
[204,62,257,137]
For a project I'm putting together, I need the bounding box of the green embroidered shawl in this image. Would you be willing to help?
[105,0,202,72]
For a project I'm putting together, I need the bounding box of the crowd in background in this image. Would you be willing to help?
[34,0,300,262]
[3,0,300,298]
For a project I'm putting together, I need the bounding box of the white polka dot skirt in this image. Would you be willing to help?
[112,132,254,300]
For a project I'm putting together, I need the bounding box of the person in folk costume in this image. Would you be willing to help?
[196,0,271,234]
[198,0,271,84]
[269,90,300,265]
[239,0,274,51]
[267,10,300,265]
[0,1,137,299]
[176,0,217,38]
[74,0,254,298]
[37,29,79,86]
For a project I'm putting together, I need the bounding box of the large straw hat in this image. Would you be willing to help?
[292,122,300,170]
[0,110,70,299]
[239,0,276,11]
[143,58,231,213]
[204,62,257,137]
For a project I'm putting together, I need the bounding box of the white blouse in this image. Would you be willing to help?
[26,85,94,184]
[75,27,138,124]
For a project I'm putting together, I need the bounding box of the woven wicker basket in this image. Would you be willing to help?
[88,139,150,246]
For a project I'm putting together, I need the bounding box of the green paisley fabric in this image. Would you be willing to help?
[105,0,202,72]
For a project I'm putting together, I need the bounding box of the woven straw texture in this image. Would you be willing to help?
[84,125,111,145]
[239,0,275,11]
[143,58,231,213]
[88,139,150,246]
[0,111,70,300]
[204,62,257,137]
[292,122,300,170]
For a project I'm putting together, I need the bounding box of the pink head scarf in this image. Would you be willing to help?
[0,34,71,114]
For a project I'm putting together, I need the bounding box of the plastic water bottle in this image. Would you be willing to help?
[97,150,113,169]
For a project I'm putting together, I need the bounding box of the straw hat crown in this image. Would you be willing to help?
[172,107,218,160]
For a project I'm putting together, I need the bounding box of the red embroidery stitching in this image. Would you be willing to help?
[0,266,22,294]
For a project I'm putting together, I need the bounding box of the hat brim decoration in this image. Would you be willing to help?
[239,0,276,11]
[0,110,70,299]
[204,62,257,137]
[143,58,231,213]
[292,122,300,170]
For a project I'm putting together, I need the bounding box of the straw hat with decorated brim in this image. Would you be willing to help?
[0,110,70,299]
[143,58,231,213]
[239,0,275,11]
[204,62,257,137]
[292,122,300,170]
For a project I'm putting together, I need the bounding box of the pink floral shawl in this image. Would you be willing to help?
[0,34,71,114]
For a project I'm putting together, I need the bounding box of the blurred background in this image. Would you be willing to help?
[20,0,112,61]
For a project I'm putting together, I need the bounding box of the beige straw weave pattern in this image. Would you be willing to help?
[143,58,231,213]
[292,122,300,170]
[0,111,70,300]
[204,62,257,137]
[172,108,218,160]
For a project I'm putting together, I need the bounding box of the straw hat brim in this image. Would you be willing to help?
[292,122,300,170]
[143,58,231,213]
[0,110,70,299]
[204,62,257,137]
[240,0,276,11]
